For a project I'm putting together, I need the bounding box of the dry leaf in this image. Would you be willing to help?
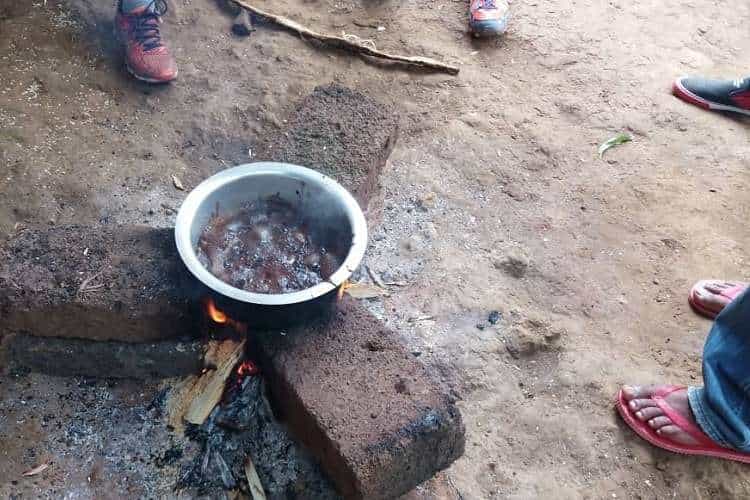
[172,175,185,191]
[22,461,51,477]
[344,282,388,299]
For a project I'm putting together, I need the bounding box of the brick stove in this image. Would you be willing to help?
[0,85,465,499]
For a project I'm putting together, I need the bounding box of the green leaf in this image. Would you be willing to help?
[598,132,632,158]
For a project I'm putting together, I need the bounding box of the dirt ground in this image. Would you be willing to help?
[1,0,750,497]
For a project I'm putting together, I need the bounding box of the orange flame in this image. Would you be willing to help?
[204,297,248,334]
[206,298,228,324]
[337,280,351,301]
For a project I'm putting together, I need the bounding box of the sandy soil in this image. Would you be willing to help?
[1,0,749,497]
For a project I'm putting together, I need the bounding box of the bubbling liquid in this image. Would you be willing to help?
[196,197,340,294]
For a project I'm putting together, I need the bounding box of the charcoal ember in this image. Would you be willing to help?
[178,375,338,499]
[216,376,263,430]
[214,451,237,489]
[147,387,170,416]
[183,422,206,442]
[200,443,212,477]
[155,446,183,468]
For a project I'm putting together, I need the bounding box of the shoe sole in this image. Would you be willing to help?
[126,63,178,84]
[114,24,177,84]
[673,77,750,117]
[469,16,509,37]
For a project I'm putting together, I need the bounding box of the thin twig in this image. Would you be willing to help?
[232,0,459,75]
[352,20,379,29]
[384,281,408,286]
[78,271,104,295]
[408,315,436,323]
[366,265,387,288]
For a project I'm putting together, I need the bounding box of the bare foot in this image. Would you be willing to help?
[621,385,704,446]
[691,280,748,316]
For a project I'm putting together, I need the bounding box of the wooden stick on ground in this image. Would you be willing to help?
[231,0,459,75]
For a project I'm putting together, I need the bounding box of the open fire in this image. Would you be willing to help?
[171,297,339,498]
[206,298,228,324]
[204,297,248,334]
[201,297,259,394]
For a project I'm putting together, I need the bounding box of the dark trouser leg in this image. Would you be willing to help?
[689,289,750,451]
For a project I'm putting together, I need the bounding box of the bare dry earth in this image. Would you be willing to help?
[1,0,749,497]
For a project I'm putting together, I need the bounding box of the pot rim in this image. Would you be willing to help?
[174,162,368,306]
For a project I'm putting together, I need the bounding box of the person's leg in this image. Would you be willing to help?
[672,76,750,115]
[620,288,750,457]
[115,0,178,83]
[688,288,750,452]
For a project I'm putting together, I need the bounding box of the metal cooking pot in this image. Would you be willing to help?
[174,162,368,328]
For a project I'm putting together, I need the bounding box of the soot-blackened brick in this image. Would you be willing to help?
[253,296,465,499]
[0,225,200,343]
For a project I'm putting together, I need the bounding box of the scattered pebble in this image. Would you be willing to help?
[488,310,501,325]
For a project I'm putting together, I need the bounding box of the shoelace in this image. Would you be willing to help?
[132,0,168,51]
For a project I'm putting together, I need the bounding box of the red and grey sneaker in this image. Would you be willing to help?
[469,0,509,37]
[115,0,177,83]
[672,76,750,116]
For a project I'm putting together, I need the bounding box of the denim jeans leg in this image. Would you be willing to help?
[688,288,750,452]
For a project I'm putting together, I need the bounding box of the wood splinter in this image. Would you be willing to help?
[183,339,246,426]
[230,0,459,75]
[244,456,267,500]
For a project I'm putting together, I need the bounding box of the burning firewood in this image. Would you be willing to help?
[185,339,246,425]
[167,339,246,429]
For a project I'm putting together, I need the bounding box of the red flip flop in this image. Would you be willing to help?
[688,280,747,320]
[616,386,750,463]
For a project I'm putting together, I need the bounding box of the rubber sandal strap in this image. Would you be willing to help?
[721,284,747,301]
[653,386,717,447]
[689,281,747,319]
